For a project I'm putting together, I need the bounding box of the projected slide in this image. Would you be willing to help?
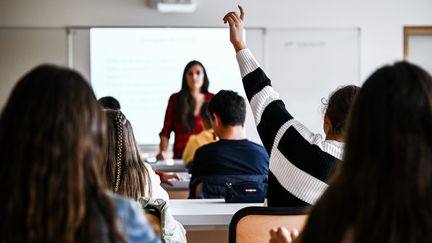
[90,28,245,144]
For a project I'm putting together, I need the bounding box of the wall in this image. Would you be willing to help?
[1,0,432,75]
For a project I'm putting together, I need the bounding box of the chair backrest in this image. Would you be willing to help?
[189,174,267,199]
[229,206,309,243]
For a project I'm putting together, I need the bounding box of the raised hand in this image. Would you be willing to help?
[223,5,247,52]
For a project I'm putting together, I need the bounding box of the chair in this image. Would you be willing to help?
[228,206,309,243]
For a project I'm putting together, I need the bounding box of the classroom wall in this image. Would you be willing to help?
[1,0,431,106]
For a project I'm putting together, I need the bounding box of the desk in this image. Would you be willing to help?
[162,172,190,199]
[150,159,186,172]
[169,199,263,231]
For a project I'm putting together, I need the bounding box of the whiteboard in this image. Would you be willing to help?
[87,27,264,145]
[266,28,361,135]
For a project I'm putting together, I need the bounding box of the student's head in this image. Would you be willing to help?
[301,62,432,243]
[322,85,360,140]
[208,90,246,134]
[103,110,152,199]
[181,60,210,93]
[200,101,212,130]
[0,64,124,242]
[98,96,121,110]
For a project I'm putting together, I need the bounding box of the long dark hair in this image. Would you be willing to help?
[0,65,125,242]
[301,62,432,243]
[103,110,152,199]
[177,60,210,132]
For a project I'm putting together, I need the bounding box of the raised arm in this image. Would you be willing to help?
[223,6,298,153]
[223,6,342,207]
[223,5,247,53]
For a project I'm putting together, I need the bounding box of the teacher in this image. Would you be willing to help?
[157,61,214,160]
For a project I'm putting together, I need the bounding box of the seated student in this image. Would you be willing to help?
[103,110,187,243]
[223,6,360,207]
[0,64,159,243]
[99,96,121,110]
[189,90,269,198]
[97,98,180,185]
[103,110,170,201]
[182,101,217,168]
[268,59,432,243]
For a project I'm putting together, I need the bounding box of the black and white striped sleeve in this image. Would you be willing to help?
[236,49,343,205]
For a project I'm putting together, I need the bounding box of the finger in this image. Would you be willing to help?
[238,5,245,21]
[164,180,173,186]
[291,229,299,238]
[168,174,180,180]
[224,12,241,24]
[224,15,237,27]
[269,228,278,238]
[278,228,292,242]
[224,11,236,19]
[229,12,241,23]
[223,13,236,24]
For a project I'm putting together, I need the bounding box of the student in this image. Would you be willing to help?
[98,99,179,185]
[269,62,432,243]
[0,64,159,243]
[157,61,214,160]
[189,90,269,198]
[182,101,217,167]
[103,110,187,243]
[223,6,360,207]
[99,96,121,110]
[103,110,169,200]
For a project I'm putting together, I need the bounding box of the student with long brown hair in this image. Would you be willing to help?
[270,61,432,243]
[0,64,159,243]
[104,110,169,200]
[103,110,187,243]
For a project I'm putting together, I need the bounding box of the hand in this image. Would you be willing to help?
[160,172,180,186]
[223,5,247,52]
[269,227,299,243]
[156,151,166,161]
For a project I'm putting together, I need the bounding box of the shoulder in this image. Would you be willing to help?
[205,92,215,100]
[143,163,170,201]
[188,134,198,142]
[166,93,180,109]
[195,141,221,158]
[244,140,269,156]
[109,193,160,242]
[200,140,223,151]
[171,92,180,98]
[244,140,265,149]
[109,193,141,219]
[169,93,179,101]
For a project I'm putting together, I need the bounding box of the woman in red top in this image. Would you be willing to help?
[157,61,214,160]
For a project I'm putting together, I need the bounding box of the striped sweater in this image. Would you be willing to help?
[236,49,344,207]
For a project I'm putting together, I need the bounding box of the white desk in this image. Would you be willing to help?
[161,172,190,199]
[150,159,186,172]
[169,199,264,231]
[161,172,190,191]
